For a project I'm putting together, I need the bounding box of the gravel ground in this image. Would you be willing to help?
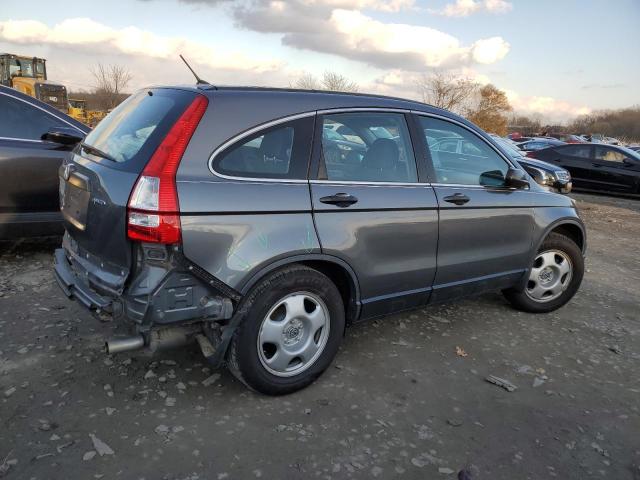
[1,192,639,480]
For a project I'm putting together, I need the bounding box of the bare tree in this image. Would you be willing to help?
[320,71,359,93]
[292,71,359,93]
[90,64,133,110]
[416,71,478,114]
[292,72,321,90]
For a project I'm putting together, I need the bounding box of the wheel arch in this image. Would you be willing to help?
[516,218,586,291]
[543,219,586,254]
[238,254,362,324]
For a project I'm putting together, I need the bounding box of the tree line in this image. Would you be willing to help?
[569,107,640,142]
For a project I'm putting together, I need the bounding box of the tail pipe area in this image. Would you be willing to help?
[105,324,206,355]
[105,335,144,355]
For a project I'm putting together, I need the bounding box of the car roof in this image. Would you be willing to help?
[0,84,90,133]
[153,84,470,125]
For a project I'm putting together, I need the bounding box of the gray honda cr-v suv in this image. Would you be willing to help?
[54,86,586,394]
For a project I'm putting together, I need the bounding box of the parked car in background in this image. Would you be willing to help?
[627,145,640,152]
[517,138,566,152]
[54,86,586,395]
[322,125,366,164]
[507,132,532,142]
[548,133,587,143]
[0,85,90,239]
[491,135,571,193]
[530,143,640,195]
[604,136,620,145]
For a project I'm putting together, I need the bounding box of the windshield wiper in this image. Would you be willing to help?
[80,142,117,162]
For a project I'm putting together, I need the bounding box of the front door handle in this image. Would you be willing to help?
[443,193,470,205]
[320,193,358,208]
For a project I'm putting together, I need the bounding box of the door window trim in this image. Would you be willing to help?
[205,107,518,185]
[0,136,45,144]
[207,111,315,183]
[0,90,85,140]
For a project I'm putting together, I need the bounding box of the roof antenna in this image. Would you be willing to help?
[180,54,210,85]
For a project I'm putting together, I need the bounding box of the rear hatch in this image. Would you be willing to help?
[59,87,202,295]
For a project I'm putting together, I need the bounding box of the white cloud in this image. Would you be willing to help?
[431,0,513,17]
[179,0,415,11]
[0,18,283,73]
[470,37,511,64]
[506,90,592,121]
[306,0,415,12]
[234,3,510,71]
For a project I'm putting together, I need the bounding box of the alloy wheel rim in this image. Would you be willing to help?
[257,291,330,377]
[525,249,573,303]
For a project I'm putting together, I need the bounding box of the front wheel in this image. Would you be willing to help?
[227,265,345,395]
[503,232,584,313]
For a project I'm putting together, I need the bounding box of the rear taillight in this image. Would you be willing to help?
[127,95,208,244]
[525,151,537,158]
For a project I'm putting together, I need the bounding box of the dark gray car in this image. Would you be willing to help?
[54,86,586,394]
[0,85,89,238]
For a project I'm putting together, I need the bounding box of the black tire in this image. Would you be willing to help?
[503,232,584,313]
[227,264,345,395]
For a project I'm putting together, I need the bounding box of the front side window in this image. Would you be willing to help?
[214,116,313,180]
[595,147,626,163]
[563,145,591,159]
[0,93,68,140]
[420,116,510,186]
[320,112,418,183]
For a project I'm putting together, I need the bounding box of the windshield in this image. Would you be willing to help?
[494,137,525,159]
[9,58,34,77]
[82,89,197,165]
[617,145,640,161]
[323,127,346,141]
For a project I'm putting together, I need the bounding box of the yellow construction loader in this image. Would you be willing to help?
[0,53,107,126]
[68,98,107,127]
[0,53,70,112]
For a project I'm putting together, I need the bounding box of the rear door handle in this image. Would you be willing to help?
[320,193,358,208]
[443,193,470,205]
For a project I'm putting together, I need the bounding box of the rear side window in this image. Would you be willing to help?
[82,89,198,168]
[319,112,418,183]
[0,92,70,140]
[213,116,314,180]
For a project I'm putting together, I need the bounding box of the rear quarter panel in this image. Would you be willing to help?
[178,181,319,290]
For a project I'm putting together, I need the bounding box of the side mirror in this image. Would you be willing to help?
[42,126,84,146]
[505,167,530,189]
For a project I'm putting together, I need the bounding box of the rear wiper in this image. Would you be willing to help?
[81,142,117,162]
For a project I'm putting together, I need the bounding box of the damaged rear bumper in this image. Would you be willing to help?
[54,240,238,362]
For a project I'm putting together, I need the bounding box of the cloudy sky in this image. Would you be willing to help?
[1,0,638,122]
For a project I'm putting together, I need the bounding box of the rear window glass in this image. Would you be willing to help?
[81,89,197,167]
[213,116,314,180]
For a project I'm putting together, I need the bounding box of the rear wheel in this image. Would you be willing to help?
[503,232,584,313]
[227,265,345,395]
